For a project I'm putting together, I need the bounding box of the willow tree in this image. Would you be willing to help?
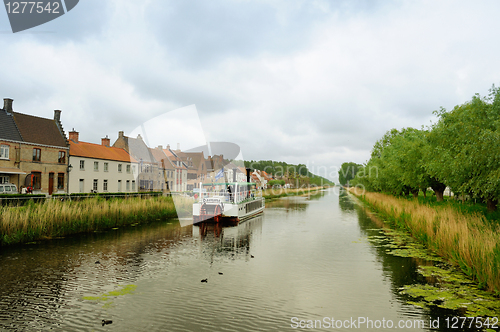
[338,162,362,186]
[427,86,500,210]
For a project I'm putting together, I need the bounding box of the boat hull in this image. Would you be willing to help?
[193,197,265,223]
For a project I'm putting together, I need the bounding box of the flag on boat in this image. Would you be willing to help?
[215,168,224,181]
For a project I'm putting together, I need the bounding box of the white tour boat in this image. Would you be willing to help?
[193,181,265,223]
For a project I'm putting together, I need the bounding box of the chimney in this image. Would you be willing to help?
[101,135,110,147]
[54,110,61,122]
[137,134,142,140]
[3,98,13,112]
[118,131,124,138]
[157,145,163,150]
[177,143,180,151]
[69,128,79,143]
[167,144,170,150]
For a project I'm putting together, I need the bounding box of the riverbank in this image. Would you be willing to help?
[0,196,190,246]
[261,186,328,200]
[348,187,500,293]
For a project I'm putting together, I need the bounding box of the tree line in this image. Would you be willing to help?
[241,160,333,186]
[345,85,500,211]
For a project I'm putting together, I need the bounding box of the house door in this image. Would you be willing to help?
[49,173,54,195]
[79,179,84,193]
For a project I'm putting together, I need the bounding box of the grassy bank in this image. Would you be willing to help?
[0,196,187,246]
[262,186,327,200]
[349,188,500,293]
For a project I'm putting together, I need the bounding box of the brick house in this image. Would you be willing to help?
[176,150,207,190]
[0,98,69,195]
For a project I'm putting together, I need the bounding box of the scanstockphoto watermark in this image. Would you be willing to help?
[290,317,438,329]
[3,0,79,33]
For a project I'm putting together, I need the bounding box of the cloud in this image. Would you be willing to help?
[1,0,500,181]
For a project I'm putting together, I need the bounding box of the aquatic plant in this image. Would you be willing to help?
[350,188,500,293]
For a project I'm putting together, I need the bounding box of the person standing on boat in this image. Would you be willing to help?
[227,185,233,202]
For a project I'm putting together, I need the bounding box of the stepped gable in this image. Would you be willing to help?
[13,111,67,147]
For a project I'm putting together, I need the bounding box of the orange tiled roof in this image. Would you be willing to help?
[70,141,136,163]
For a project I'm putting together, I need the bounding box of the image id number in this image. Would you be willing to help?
[5,2,60,14]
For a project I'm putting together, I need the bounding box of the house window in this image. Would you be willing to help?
[126,164,131,173]
[126,180,130,191]
[132,165,136,174]
[80,160,85,170]
[93,179,98,192]
[103,179,108,192]
[58,151,66,164]
[94,161,99,171]
[33,148,41,162]
[57,173,64,190]
[0,145,9,159]
[0,176,10,184]
[132,180,136,191]
[32,172,41,190]
[104,162,109,172]
[118,180,122,192]
[118,164,122,172]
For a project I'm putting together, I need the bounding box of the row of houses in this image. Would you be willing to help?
[0,98,272,195]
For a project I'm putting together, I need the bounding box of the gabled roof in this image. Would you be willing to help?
[13,112,67,148]
[163,148,188,169]
[70,141,137,162]
[149,148,175,169]
[224,162,244,172]
[205,159,214,171]
[181,151,205,169]
[0,109,23,141]
[125,136,157,163]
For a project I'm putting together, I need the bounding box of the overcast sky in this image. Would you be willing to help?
[1,0,499,181]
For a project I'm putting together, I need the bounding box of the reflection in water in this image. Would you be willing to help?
[265,195,309,211]
[0,189,483,331]
[338,187,356,211]
[344,192,485,331]
[0,220,192,331]
[194,216,263,264]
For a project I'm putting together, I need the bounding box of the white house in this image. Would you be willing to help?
[68,130,138,194]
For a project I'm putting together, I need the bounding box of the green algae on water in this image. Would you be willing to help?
[83,284,137,308]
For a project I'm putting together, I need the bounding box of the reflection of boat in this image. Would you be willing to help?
[194,215,263,259]
[192,181,265,223]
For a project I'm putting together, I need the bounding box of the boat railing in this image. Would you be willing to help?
[194,189,262,204]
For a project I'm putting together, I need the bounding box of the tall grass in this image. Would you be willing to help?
[0,196,183,246]
[349,188,500,292]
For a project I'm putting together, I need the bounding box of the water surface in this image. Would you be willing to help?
[0,188,481,331]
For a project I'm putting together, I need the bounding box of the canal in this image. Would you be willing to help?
[0,188,492,331]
